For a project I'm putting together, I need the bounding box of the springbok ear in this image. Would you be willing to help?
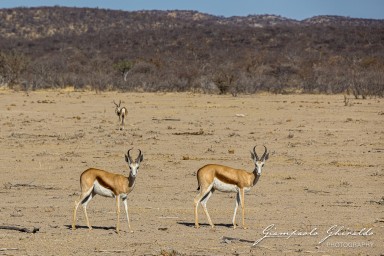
[250,151,256,160]
[139,154,144,163]
[264,152,269,161]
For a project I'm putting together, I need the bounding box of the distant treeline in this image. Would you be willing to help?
[0,7,383,97]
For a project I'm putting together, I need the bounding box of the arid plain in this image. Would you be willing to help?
[0,90,383,255]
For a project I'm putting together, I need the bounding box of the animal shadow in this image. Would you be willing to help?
[177,222,232,228]
[65,225,116,231]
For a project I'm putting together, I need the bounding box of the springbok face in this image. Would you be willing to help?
[251,146,269,175]
[114,100,122,116]
[125,149,143,177]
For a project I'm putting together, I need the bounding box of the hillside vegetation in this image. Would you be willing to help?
[0,7,383,96]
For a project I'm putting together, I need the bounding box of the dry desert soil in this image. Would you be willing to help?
[0,90,383,255]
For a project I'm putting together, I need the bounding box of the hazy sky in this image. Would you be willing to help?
[1,0,383,20]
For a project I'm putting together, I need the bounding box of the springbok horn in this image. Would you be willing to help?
[127,148,133,163]
[135,149,142,162]
[261,146,268,160]
[253,146,259,161]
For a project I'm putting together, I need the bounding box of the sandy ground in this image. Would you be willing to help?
[0,90,383,255]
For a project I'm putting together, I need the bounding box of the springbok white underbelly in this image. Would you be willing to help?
[212,178,252,193]
[93,180,115,198]
[213,178,238,193]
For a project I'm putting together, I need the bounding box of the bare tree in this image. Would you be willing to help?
[0,51,29,88]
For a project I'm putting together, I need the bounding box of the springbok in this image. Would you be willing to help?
[113,100,127,130]
[194,146,269,229]
[72,149,143,233]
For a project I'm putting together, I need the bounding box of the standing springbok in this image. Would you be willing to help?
[114,100,127,130]
[194,146,269,229]
[72,149,143,233]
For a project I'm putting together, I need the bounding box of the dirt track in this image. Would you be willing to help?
[0,90,383,255]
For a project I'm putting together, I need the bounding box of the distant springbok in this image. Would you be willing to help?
[194,146,269,229]
[113,100,127,130]
[72,149,143,233]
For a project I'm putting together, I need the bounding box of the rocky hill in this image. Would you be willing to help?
[1,7,382,39]
[0,7,383,96]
